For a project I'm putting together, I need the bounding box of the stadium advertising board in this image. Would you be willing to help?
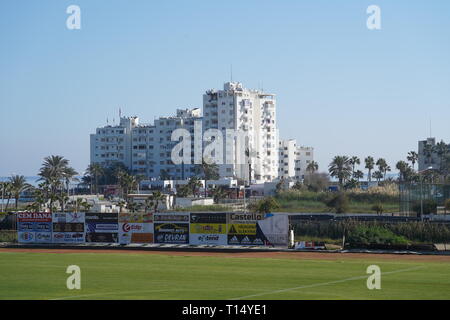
[85,213,119,243]
[118,212,153,244]
[52,212,85,244]
[189,213,227,245]
[227,213,288,246]
[154,213,189,244]
[17,212,52,243]
[257,213,289,246]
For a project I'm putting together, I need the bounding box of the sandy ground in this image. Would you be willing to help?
[1,248,450,263]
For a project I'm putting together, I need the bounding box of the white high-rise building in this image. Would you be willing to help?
[90,81,313,184]
[203,82,278,182]
[90,116,138,168]
[131,108,202,179]
[278,139,314,181]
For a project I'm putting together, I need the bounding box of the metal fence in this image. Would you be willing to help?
[399,183,450,216]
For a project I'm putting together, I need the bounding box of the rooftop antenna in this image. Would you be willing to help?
[119,107,122,119]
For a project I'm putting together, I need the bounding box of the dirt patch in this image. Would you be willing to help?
[1,248,450,263]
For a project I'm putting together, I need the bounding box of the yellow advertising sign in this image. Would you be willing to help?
[190,223,226,234]
[228,223,256,235]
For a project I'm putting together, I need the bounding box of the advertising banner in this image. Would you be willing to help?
[52,212,85,244]
[118,212,153,244]
[154,213,189,244]
[226,213,288,246]
[189,213,227,245]
[257,213,289,246]
[17,212,52,243]
[85,213,119,243]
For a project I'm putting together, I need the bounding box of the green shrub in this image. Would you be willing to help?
[325,192,349,213]
[292,220,450,244]
[371,203,384,214]
[412,200,437,215]
[347,225,409,245]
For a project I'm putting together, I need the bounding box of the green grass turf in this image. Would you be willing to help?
[0,251,449,300]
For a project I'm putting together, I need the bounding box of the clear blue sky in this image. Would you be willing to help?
[1,0,449,176]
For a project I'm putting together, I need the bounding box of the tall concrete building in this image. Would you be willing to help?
[90,109,201,180]
[418,137,449,171]
[203,82,278,182]
[278,139,314,181]
[90,81,313,183]
[131,108,202,179]
[90,116,138,169]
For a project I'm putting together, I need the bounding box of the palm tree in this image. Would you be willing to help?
[407,151,418,171]
[306,161,319,174]
[365,156,375,182]
[86,163,104,194]
[9,176,32,209]
[372,171,383,183]
[211,186,227,204]
[353,170,364,181]
[196,157,220,198]
[328,156,352,186]
[396,161,409,182]
[188,176,202,197]
[0,182,12,211]
[116,171,137,201]
[376,158,390,180]
[149,191,166,212]
[349,156,360,175]
[435,140,448,173]
[38,155,72,210]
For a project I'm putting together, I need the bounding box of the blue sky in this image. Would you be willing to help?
[1,0,449,176]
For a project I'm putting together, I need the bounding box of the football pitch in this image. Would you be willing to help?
[1,249,450,300]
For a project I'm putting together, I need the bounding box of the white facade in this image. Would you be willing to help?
[90,82,314,184]
[131,108,201,179]
[278,139,314,181]
[203,82,278,182]
[90,117,138,168]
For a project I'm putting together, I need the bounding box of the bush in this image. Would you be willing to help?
[325,192,349,213]
[445,199,450,212]
[347,225,409,245]
[412,200,437,216]
[371,203,384,215]
[249,197,280,214]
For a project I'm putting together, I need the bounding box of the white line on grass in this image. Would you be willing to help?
[229,266,424,300]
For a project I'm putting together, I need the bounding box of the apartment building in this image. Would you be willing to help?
[90,81,314,183]
[90,116,138,168]
[131,108,202,179]
[278,139,314,181]
[203,82,278,182]
[418,137,450,171]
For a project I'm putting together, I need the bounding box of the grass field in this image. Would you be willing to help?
[1,250,449,300]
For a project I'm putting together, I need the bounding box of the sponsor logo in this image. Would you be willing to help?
[20,232,34,241]
[198,235,220,241]
[228,224,256,235]
[252,238,264,245]
[36,233,51,241]
[122,223,131,232]
[230,213,264,221]
[229,236,239,244]
[241,236,252,245]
